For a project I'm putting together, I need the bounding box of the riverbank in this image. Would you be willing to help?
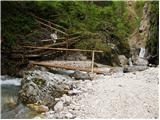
[43,66,159,119]
[1,65,158,119]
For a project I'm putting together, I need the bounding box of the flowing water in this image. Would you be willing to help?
[139,48,145,58]
[1,75,39,119]
[129,58,133,67]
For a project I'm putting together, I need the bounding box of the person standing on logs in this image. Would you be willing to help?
[50,31,58,44]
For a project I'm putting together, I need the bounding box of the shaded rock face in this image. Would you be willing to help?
[139,3,151,47]
[19,70,73,108]
[1,53,29,77]
[128,2,151,66]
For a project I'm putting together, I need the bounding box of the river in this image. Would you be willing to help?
[1,75,39,119]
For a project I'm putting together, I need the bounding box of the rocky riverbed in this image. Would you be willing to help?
[2,64,158,119]
[40,66,159,119]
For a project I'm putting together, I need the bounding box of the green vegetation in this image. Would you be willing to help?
[134,1,145,18]
[146,1,159,64]
[1,2,39,49]
[2,1,158,65]
[134,1,145,28]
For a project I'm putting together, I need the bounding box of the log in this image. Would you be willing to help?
[30,61,106,74]
[23,46,103,53]
[44,37,80,47]
[40,37,66,42]
[48,20,67,31]
[68,36,81,41]
[25,50,54,58]
[27,48,46,53]
[26,39,80,54]
[44,41,67,47]
[40,39,53,42]
[32,14,67,31]
[36,20,68,35]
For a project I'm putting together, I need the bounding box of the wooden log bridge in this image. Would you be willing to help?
[30,61,106,74]
[24,46,103,74]
[23,46,103,53]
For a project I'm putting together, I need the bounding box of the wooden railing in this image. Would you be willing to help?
[23,14,104,74]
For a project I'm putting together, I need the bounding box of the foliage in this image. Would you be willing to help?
[134,1,145,29]
[146,1,159,64]
[2,1,147,65]
[134,1,145,18]
[1,2,38,49]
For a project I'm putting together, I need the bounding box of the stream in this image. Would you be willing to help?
[1,75,39,119]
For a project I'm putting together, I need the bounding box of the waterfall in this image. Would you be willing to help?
[129,58,133,67]
[139,48,145,58]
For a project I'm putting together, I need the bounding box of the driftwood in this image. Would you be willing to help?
[44,41,67,47]
[40,39,54,42]
[30,61,106,74]
[21,38,80,55]
[23,46,103,53]
[32,14,67,31]
[40,37,66,42]
[44,38,80,47]
[36,20,68,35]
[25,50,54,58]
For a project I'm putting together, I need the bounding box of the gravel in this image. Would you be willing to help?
[44,67,159,119]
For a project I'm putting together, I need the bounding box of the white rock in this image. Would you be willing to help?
[33,116,41,119]
[86,82,92,88]
[54,101,64,112]
[74,117,81,119]
[68,89,83,95]
[78,87,87,92]
[55,98,60,101]
[65,112,73,118]
[61,94,72,105]
[45,110,55,116]
[118,55,128,66]
[134,57,148,66]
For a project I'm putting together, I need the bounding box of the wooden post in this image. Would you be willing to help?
[65,35,69,57]
[91,50,95,74]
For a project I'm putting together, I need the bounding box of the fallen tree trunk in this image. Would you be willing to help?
[24,46,103,53]
[30,61,106,74]
[44,39,80,47]
[36,20,68,35]
[32,14,67,31]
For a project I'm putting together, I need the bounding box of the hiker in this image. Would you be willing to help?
[50,31,58,44]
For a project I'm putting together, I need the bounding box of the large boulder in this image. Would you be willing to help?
[123,66,148,73]
[134,57,148,66]
[69,71,91,80]
[19,70,73,108]
[118,55,128,67]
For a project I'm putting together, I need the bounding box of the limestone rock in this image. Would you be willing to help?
[134,57,148,66]
[61,94,72,105]
[54,101,64,112]
[27,104,49,113]
[118,55,128,67]
[123,66,148,73]
[65,113,73,119]
[19,70,73,107]
[33,116,41,119]
[68,89,83,95]
[70,71,91,80]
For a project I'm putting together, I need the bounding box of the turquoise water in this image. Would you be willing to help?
[1,76,38,119]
